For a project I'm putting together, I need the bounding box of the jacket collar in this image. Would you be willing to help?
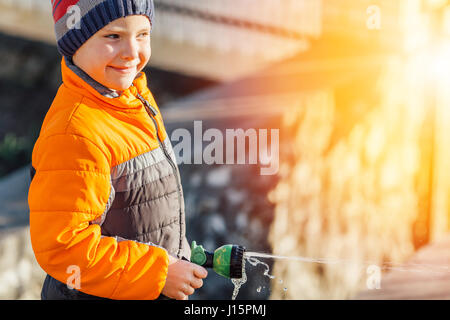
[61,56,150,112]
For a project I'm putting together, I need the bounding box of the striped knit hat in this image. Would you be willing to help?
[52,0,155,57]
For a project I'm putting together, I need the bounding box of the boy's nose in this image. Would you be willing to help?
[121,38,140,60]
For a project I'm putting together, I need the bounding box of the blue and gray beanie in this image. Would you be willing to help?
[51,0,155,57]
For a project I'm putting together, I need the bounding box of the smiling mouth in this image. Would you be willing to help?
[108,65,137,74]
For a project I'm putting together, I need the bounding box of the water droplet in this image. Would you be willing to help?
[246,256,275,279]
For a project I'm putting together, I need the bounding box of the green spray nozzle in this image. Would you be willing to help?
[190,241,246,279]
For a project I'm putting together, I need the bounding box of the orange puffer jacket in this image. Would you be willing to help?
[28,57,190,300]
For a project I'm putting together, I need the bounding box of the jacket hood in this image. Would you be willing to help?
[61,56,151,112]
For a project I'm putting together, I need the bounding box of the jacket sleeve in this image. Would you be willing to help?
[28,133,169,300]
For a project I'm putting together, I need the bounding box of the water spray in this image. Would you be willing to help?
[190,241,246,279]
[190,241,450,300]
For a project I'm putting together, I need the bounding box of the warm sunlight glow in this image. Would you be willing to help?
[430,43,450,84]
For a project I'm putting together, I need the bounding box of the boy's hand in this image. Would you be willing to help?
[161,255,208,300]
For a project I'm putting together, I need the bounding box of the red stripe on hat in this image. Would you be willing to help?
[53,0,81,23]
[52,0,60,10]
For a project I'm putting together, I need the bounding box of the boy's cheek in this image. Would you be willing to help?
[103,47,120,61]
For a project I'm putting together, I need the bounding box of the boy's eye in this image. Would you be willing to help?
[105,34,119,39]
[103,32,150,40]
[138,32,150,38]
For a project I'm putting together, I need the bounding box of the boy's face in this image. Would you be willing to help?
[73,15,151,92]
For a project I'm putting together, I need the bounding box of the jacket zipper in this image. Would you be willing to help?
[135,92,184,258]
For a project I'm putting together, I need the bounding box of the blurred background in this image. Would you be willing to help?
[0,0,449,300]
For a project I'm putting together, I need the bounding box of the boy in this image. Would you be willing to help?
[28,0,207,300]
